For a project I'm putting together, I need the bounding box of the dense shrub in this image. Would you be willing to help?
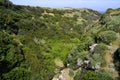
[74,70,113,80]
[1,1,120,79]
[107,15,120,33]
[0,31,28,79]
[83,71,113,80]
[90,44,107,66]
[94,43,107,55]
[2,67,30,80]
[66,46,88,69]
[97,31,117,44]
[74,70,81,80]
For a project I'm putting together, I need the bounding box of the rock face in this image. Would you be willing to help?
[89,44,98,54]
[52,68,71,80]
[77,58,83,66]
[94,62,101,70]
[52,78,59,80]
[109,63,114,68]
[109,63,115,73]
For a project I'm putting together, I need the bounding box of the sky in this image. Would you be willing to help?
[10,0,120,12]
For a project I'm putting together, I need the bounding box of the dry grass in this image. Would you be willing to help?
[54,58,64,68]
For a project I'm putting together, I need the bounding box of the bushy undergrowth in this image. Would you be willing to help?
[0,0,120,80]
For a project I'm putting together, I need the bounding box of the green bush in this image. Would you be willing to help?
[94,43,107,55]
[74,70,81,80]
[105,15,120,33]
[0,31,27,79]
[91,54,106,67]
[74,70,113,80]
[1,1,120,80]
[83,71,113,80]
[2,67,30,80]
[69,69,74,77]
[66,48,88,69]
[97,31,117,44]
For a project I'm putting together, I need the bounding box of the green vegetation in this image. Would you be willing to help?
[0,0,120,80]
[74,70,81,80]
[69,69,74,77]
[97,31,117,44]
[74,70,113,80]
[83,71,113,80]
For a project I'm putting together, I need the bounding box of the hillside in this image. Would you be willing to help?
[0,0,120,80]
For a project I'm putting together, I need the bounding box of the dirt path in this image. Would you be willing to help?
[103,38,120,78]
[60,68,73,80]
[104,51,113,71]
[53,58,73,80]
[104,51,119,78]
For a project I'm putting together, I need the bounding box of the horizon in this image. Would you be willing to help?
[10,0,120,12]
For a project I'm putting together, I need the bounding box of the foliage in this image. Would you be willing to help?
[101,9,120,33]
[0,0,120,80]
[90,44,107,67]
[74,70,113,80]
[0,0,13,8]
[2,67,30,80]
[107,15,120,33]
[66,45,89,69]
[97,31,117,44]
[94,43,107,55]
[69,69,74,77]
[83,71,113,80]
[74,70,81,80]
[0,31,28,79]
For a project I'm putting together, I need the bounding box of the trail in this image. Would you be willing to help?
[103,37,120,78]
[53,58,74,80]
[104,51,119,78]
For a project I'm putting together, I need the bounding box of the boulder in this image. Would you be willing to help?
[77,58,83,66]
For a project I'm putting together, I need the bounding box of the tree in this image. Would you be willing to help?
[0,31,27,79]
[0,0,13,8]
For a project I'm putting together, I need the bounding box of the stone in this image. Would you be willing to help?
[52,78,59,80]
[109,63,114,68]
[77,58,83,66]
[95,62,101,70]
[89,44,98,54]
[109,68,115,73]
